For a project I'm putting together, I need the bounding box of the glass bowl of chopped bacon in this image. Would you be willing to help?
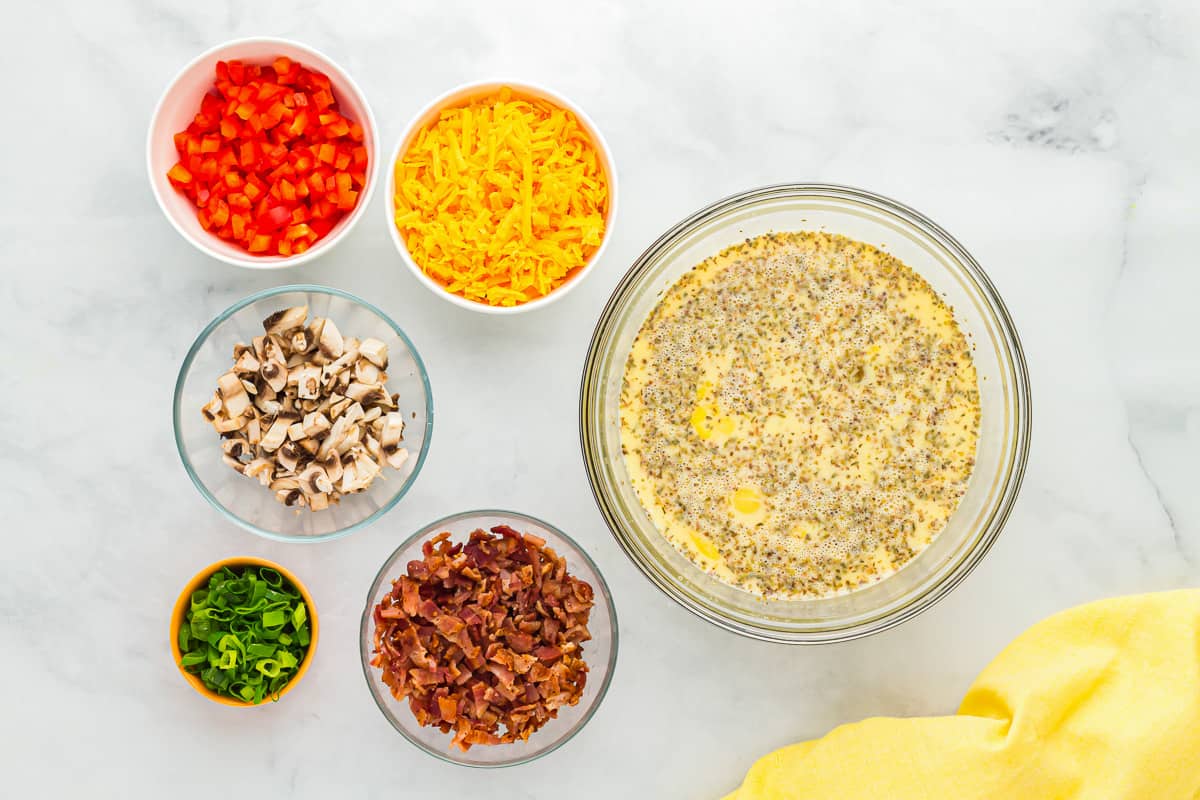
[147,37,379,268]
[360,510,618,767]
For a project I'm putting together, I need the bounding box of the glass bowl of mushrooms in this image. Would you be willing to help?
[174,285,433,541]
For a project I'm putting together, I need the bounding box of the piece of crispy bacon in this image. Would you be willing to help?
[370,525,595,750]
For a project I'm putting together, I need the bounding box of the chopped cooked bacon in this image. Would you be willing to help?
[370,525,594,750]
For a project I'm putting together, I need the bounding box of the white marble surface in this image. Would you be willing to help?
[3,0,1198,796]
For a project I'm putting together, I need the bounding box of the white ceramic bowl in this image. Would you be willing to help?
[385,80,618,314]
[147,37,380,269]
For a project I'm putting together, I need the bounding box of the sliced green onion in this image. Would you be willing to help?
[255,659,281,678]
[178,565,311,704]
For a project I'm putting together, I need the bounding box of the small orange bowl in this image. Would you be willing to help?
[170,556,319,706]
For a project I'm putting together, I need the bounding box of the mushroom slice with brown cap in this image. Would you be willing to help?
[212,414,246,434]
[217,372,251,419]
[245,415,262,446]
[234,349,261,374]
[365,434,384,464]
[302,411,331,438]
[359,338,388,369]
[293,365,322,400]
[222,436,250,460]
[316,415,350,461]
[340,402,366,427]
[336,422,362,456]
[379,412,406,451]
[355,359,381,385]
[263,305,308,335]
[345,382,392,407]
[298,463,334,496]
[201,392,223,423]
[243,458,274,486]
[314,317,344,359]
[260,414,295,453]
[275,488,305,507]
[290,328,312,354]
[386,447,410,470]
[307,492,330,511]
[339,447,381,493]
[276,440,305,474]
[260,359,287,394]
[317,451,343,484]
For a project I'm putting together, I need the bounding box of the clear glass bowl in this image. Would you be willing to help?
[173,285,433,542]
[580,184,1031,644]
[359,510,619,767]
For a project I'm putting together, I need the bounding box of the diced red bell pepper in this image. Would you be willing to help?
[165,56,366,256]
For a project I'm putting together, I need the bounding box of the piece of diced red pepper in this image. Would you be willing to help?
[167,163,193,184]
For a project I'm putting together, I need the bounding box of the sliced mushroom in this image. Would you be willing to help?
[290,328,311,354]
[354,358,381,384]
[276,440,304,473]
[308,492,330,511]
[386,447,410,470]
[260,359,287,393]
[275,488,304,507]
[302,411,331,438]
[213,414,246,434]
[315,317,344,359]
[299,463,334,495]
[329,396,353,419]
[365,433,384,463]
[263,305,308,335]
[359,338,388,368]
[217,372,251,419]
[293,365,322,400]
[339,447,381,493]
[316,415,350,460]
[201,392,223,422]
[317,451,343,484]
[345,382,391,407]
[336,422,362,456]
[222,437,250,460]
[379,412,406,451]
[244,458,274,486]
[245,415,262,446]
[260,414,294,452]
[234,349,261,374]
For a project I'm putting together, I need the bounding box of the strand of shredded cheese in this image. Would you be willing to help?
[393,87,609,307]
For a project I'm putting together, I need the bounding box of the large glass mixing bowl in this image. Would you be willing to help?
[580,184,1030,643]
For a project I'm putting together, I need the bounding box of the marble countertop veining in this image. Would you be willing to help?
[2,0,1197,796]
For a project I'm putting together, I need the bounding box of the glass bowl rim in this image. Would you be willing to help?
[172,283,435,543]
[579,182,1032,644]
[357,508,620,768]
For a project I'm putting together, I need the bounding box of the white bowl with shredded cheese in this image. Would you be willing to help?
[385,80,618,314]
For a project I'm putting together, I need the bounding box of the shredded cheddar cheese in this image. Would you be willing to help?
[393,87,609,307]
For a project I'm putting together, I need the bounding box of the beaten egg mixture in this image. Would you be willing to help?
[619,232,980,599]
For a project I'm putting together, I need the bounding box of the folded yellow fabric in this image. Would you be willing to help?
[725,590,1200,800]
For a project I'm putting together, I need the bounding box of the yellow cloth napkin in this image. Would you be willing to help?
[725,590,1200,800]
